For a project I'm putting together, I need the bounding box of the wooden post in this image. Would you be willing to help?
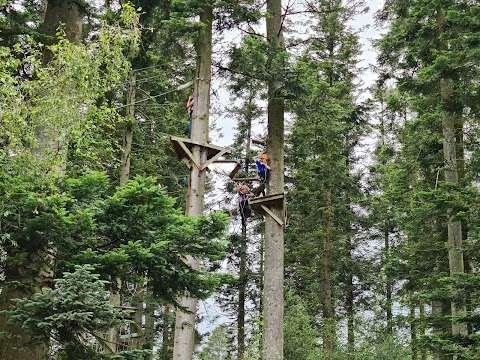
[263,0,285,359]
[173,4,213,359]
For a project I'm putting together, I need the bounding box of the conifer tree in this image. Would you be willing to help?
[286,0,366,354]
[377,0,480,356]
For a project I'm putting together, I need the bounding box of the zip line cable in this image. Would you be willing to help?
[117,80,193,109]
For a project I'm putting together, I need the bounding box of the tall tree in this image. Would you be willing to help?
[286,0,365,354]
[173,2,214,358]
[263,0,285,358]
[377,0,480,355]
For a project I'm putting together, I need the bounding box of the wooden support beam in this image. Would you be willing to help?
[200,148,229,170]
[170,136,231,170]
[261,205,283,226]
[250,193,285,226]
[228,162,242,179]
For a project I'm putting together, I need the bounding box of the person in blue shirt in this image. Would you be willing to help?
[254,154,270,183]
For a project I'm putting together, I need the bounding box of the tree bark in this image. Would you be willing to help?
[39,0,84,63]
[120,70,136,186]
[263,0,285,358]
[440,77,467,337]
[237,82,255,360]
[346,237,355,357]
[160,305,174,360]
[385,219,393,334]
[238,232,247,360]
[320,189,336,353]
[431,300,445,360]
[144,293,156,360]
[173,5,212,359]
[410,300,417,360]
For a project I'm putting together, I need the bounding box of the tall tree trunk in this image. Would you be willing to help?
[410,300,417,360]
[144,291,156,360]
[385,219,393,334]
[237,84,255,360]
[431,300,445,360]
[346,237,354,357]
[120,70,136,185]
[436,7,467,338]
[320,189,335,353]
[238,232,247,360]
[259,233,265,355]
[419,304,427,360]
[173,4,213,359]
[35,0,84,167]
[39,0,84,62]
[160,305,174,360]
[263,0,285,358]
[440,77,467,337]
[106,69,137,353]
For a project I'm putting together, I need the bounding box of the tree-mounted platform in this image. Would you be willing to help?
[250,193,285,226]
[170,136,231,170]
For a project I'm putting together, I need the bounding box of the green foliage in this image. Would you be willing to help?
[0,5,141,176]
[0,172,231,355]
[284,287,321,360]
[6,265,122,358]
[372,0,480,357]
[197,324,235,360]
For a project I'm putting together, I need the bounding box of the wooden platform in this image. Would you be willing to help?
[170,136,231,170]
[250,193,285,226]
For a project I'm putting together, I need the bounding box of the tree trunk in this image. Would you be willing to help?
[0,290,48,360]
[144,292,156,360]
[440,78,467,337]
[120,70,136,186]
[237,83,255,360]
[238,232,247,360]
[39,0,84,63]
[431,300,445,360]
[263,0,285,358]
[320,189,335,353]
[106,69,137,353]
[436,6,467,338]
[385,219,393,334]
[410,300,417,360]
[35,0,84,167]
[259,233,265,355]
[346,237,354,357]
[160,305,174,360]
[419,304,427,360]
[173,5,213,359]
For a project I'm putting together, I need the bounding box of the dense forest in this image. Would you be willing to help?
[1,0,480,359]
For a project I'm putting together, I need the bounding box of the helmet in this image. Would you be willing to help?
[260,154,268,160]
[241,185,249,191]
